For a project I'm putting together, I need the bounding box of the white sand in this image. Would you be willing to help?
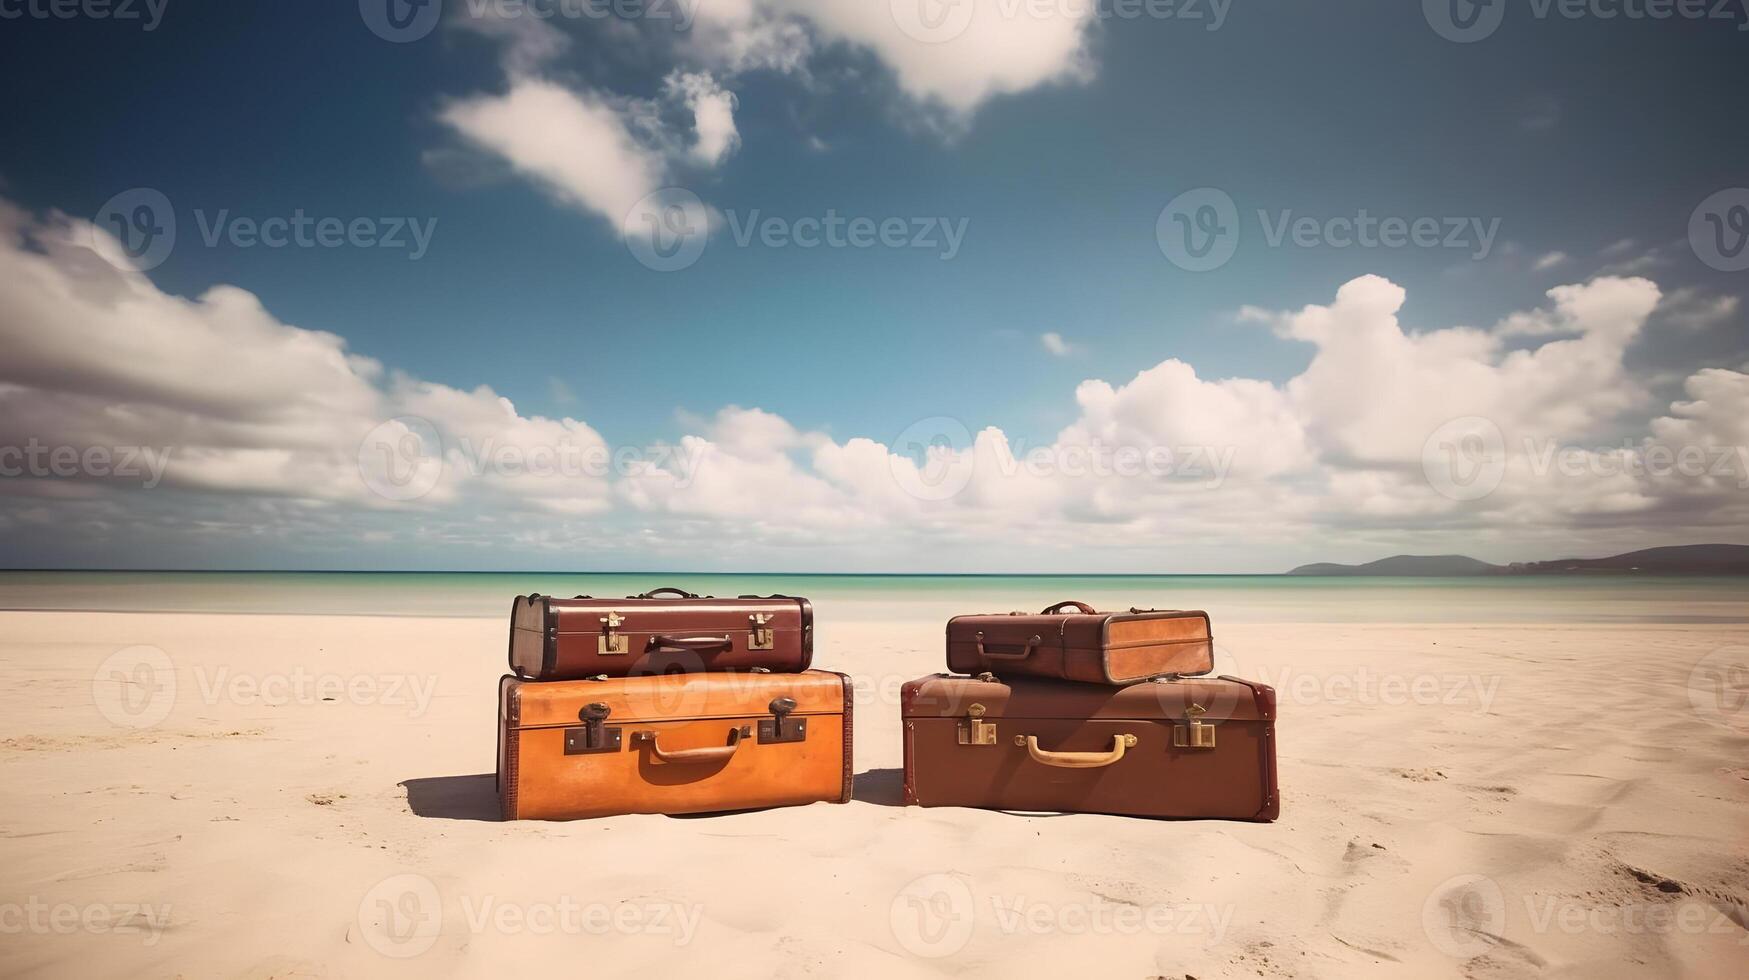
[0,611,1744,979]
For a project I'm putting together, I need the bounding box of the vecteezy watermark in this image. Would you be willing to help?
[0,0,168,30]
[1423,417,1749,502]
[0,897,173,946]
[1424,0,1749,43]
[355,873,703,959]
[889,0,1231,45]
[359,0,443,42]
[885,416,1238,501]
[621,187,970,271]
[1422,873,1745,958]
[89,189,437,272]
[91,645,440,729]
[889,873,1232,959]
[1157,188,1500,271]
[1251,665,1504,713]
[1422,416,1508,502]
[0,440,173,489]
[1687,646,1748,734]
[1690,188,1749,272]
[356,415,713,502]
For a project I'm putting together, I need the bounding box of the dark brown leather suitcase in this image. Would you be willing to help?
[901,672,1277,821]
[497,670,852,820]
[509,588,813,681]
[946,601,1213,685]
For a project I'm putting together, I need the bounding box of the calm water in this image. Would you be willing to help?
[0,571,1745,624]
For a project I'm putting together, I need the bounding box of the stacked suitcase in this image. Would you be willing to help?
[901,602,1279,821]
[496,588,852,820]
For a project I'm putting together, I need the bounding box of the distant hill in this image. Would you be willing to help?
[1289,544,1749,576]
[1288,555,1503,576]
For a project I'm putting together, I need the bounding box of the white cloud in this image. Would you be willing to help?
[1533,250,1568,270]
[440,79,668,234]
[4,194,1746,570]
[664,71,741,167]
[1040,331,1073,356]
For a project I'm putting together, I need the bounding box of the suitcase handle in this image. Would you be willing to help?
[1041,600,1097,615]
[649,634,733,653]
[636,587,701,599]
[975,631,1041,660]
[1014,734,1138,769]
[633,727,748,764]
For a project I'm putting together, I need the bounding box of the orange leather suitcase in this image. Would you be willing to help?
[497,670,853,820]
[901,672,1278,821]
[946,601,1213,685]
[509,588,813,681]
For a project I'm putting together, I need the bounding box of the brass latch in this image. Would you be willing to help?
[749,612,775,650]
[1173,703,1216,749]
[599,611,627,655]
[564,702,623,754]
[958,702,997,746]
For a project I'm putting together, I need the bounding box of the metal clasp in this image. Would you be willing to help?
[758,696,806,744]
[958,702,998,746]
[599,611,628,655]
[1173,703,1216,749]
[564,702,623,754]
[749,612,775,650]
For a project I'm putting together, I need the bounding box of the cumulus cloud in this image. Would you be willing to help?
[4,193,1746,569]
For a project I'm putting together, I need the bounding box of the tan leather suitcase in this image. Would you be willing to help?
[509,588,812,681]
[946,601,1213,685]
[497,670,852,820]
[901,672,1277,821]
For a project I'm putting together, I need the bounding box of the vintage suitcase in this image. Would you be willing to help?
[509,588,813,681]
[497,669,853,820]
[945,601,1213,685]
[901,672,1277,821]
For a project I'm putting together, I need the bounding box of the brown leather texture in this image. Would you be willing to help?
[901,673,1278,821]
[945,603,1213,684]
[498,670,851,820]
[509,589,812,681]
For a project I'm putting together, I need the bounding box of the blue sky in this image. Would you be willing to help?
[0,1,1746,571]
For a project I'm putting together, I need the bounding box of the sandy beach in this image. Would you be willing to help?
[1,610,1745,979]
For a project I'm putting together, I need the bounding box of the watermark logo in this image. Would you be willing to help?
[625,187,710,272]
[1422,416,1507,501]
[1423,0,1505,42]
[0,0,168,30]
[92,188,175,271]
[0,897,173,946]
[357,873,443,958]
[1689,188,1749,272]
[888,416,978,502]
[889,874,977,958]
[1422,873,1507,958]
[361,0,443,42]
[891,0,977,43]
[1687,646,1748,734]
[0,440,172,488]
[92,645,176,729]
[1157,187,1239,272]
[358,416,446,502]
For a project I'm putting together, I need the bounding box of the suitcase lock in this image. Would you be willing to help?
[758,697,807,744]
[565,702,623,754]
[749,613,775,651]
[599,612,628,655]
[1173,703,1217,749]
[958,703,998,746]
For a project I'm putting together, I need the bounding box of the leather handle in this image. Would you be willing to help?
[649,634,733,653]
[638,587,700,599]
[1041,600,1097,615]
[635,727,746,763]
[1014,734,1137,768]
[975,631,1041,660]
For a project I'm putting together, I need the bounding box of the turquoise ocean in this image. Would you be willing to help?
[0,571,1745,624]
